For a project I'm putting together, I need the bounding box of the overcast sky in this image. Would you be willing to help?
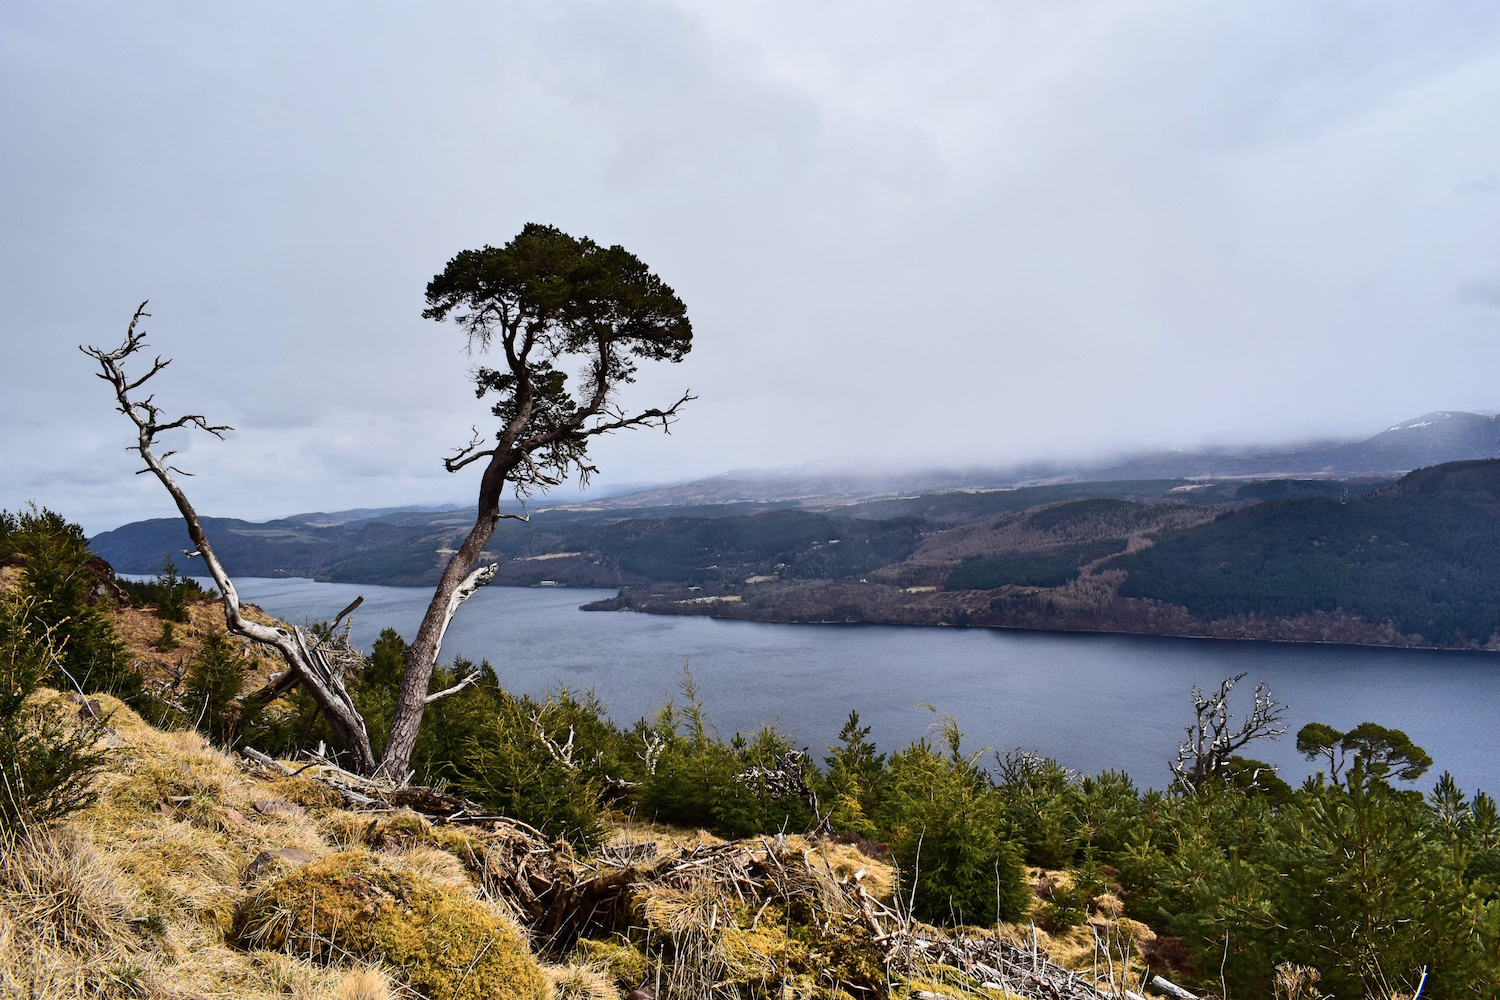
[5,2,1500,533]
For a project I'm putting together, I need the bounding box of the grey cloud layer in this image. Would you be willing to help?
[3,1,1499,532]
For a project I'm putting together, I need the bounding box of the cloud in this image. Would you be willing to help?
[1455,172,1499,195]
[5,1,1500,532]
[1460,278,1500,307]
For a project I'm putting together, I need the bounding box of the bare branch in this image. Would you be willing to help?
[425,668,483,704]
[432,561,499,663]
[1171,673,1287,790]
[443,426,496,473]
[83,304,377,773]
[532,715,577,769]
[331,596,364,630]
[638,731,666,775]
[577,390,696,439]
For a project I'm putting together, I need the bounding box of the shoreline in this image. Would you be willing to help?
[582,589,1500,655]
[177,574,1500,655]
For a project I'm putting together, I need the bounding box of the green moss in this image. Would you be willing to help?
[575,936,652,988]
[236,851,547,1000]
[264,775,346,812]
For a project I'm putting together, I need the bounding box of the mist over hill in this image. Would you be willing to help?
[570,410,1500,509]
[86,411,1500,650]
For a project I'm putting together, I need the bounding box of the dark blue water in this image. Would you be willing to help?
[205,577,1500,795]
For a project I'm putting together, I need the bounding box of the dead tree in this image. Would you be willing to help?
[83,305,378,773]
[85,224,693,779]
[1171,672,1287,790]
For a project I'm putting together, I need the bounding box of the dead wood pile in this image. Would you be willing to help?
[241,746,1168,1000]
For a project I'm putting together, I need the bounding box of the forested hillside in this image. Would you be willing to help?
[89,477,1371,584]
[90,465,1500,649]
[598,461,1500,650]
[1117,460,1500,645]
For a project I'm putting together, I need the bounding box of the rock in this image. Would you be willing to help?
[252,799,306,820]
[245,847,316,880]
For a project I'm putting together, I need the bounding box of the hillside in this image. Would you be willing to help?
[596,461,1500,650]
[0,548,1168,1000]
[91,404,1494,583]
[9,503,1498,997]
[89,478,1370,586]
[87,461,1500,648]
[1116,459,1500,645]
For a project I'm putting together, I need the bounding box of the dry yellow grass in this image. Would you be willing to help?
[546,962,618,1000]
[603,815,725,854]
[335,966,395,1000]
[991,867,1156,988]
[108,598,284,691]
[3,675,1148,1000]
[0,689,557,1000]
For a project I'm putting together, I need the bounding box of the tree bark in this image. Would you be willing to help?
[380,454,517,777]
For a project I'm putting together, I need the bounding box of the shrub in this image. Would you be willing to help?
[880,719,1031,925]
[185,630,245,745]
[116,555,216,620]
[993,749,1084,868]
[0,591,109,830]
[637,671,814,838]
[459,689,609,850]
[712,724,816,837]
[155,620,179,651]
[1035,878,1088,932]
[120,555,201,623]
[637,671,734,830]
[822,710,886,840]
[2,506,140,702]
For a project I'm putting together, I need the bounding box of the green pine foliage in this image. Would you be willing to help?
[155,619,179,651]
[117,555,211,623]
[1,506,142,702]
[458,687,610,850]
[185,630,245,745]
[635,670,815,837]
[878,717,1032,925]
[0,589,109,830]
[823,711,886,839]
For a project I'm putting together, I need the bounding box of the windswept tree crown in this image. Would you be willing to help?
[423,224,692,495]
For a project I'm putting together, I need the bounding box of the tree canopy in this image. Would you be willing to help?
[422,224,692,496]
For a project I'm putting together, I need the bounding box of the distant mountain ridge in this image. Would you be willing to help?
[89,409,1500,590]
[1088,411,1500,482]
[579,410,1500,509]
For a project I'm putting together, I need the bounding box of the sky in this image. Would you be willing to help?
[4,2,1500,534]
